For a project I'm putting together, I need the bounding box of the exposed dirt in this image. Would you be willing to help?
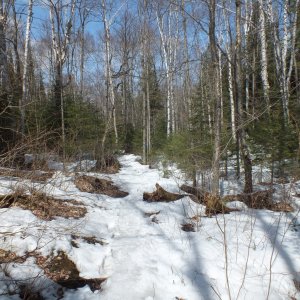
[74,175,128,198]
[143,183,184,202]
[36,251,107,291]
[0,192,87,220]
[181,223,195,232]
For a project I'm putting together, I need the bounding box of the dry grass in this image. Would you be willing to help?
[0,249,26,264]
[74,175,128,198]
[0,192,87,220]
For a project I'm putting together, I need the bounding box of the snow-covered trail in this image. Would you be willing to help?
[0,154,299,300]
[80,155,212,300]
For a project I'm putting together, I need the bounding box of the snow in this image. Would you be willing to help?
[0,154,300,300]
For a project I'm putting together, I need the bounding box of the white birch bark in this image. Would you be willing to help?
[156,11,172,137]
[223,4,236,141]
[258,0,270,112]
[20,0,34,135]
[218,44,223,126]
[156,5,179,137]
[49,0,76,160]
[266,0,299,122]
[102,0,118,145]
[0,1,8,89]
[243,0,252,113]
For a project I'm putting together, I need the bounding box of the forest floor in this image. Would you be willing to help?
[0,154,299,300]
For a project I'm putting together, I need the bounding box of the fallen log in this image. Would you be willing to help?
[237,190,273,209]
[181,184,240,216]
[222,189,294,212]
[143,183,184,202]
[204,193,239,216]
[180,184,205,204]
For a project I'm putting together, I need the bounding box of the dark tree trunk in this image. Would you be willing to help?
[235,0,253,193]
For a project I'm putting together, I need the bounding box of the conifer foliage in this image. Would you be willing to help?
[0,0,299,190]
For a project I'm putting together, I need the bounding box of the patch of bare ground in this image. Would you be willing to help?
[181,223,195,232]
[92,155,120,174]
[18,284,45,300]
[0,249,26,264]
[0,168,53,183]
[0,192,87,220]
[74,175,128,198]
[222,190,294,212]
[36,251,107,291]
[143,183,184,202]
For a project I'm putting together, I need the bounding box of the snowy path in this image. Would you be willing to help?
[0,154,300,300]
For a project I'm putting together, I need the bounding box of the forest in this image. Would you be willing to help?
[0,0,299,299]
[0,0,298,184]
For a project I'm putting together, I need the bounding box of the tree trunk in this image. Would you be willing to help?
[20,0,34,136]
[236,0,253,193]
[209,0,221,196]
[102,0,118,145]
[0,2,8,89]
[223,4,236,141]
[258,0,270,112]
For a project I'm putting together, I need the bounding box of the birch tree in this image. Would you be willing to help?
[101,0,118,146]
[49,0,76,152]
[266,0,300,123]
[257,0,270,112]
[222,1,236,141]
[156,2,179,136]
[20,0,34,136]
[235,0,253,193]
